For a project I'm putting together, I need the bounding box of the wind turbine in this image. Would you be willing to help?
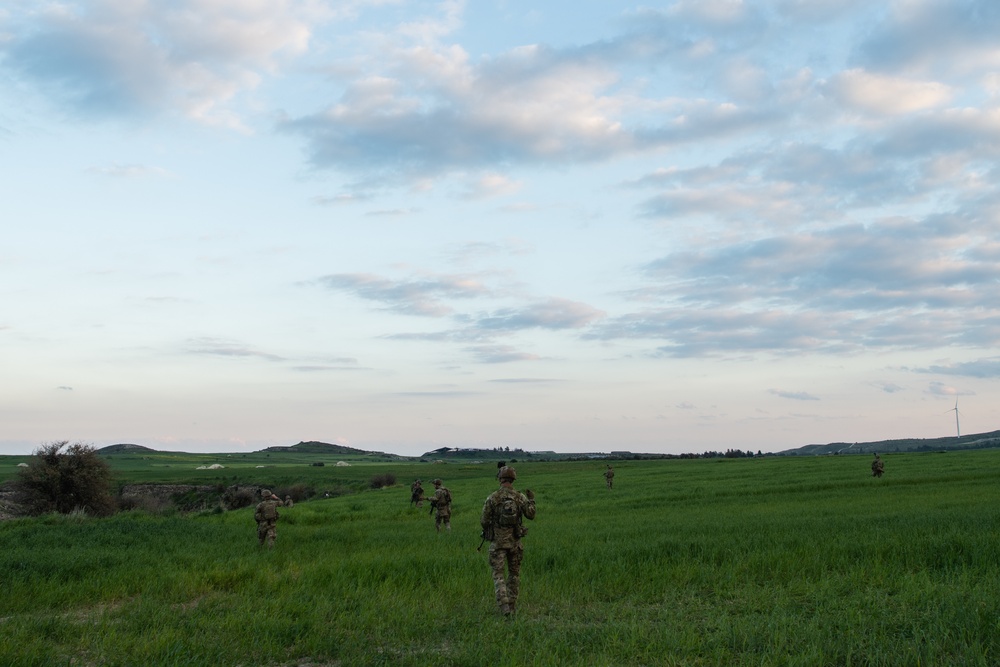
[947,400,961,438]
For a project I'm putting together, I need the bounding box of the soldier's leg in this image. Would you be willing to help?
[488,547,511,614]
[257,524,267,546]
[506,544,524,613]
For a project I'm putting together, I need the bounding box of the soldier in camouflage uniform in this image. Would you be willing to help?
[410,479,425,508]
[604,464,615,489]
[429,479,452,532]
[871,454,885,478]
[480,466,536,617]
[254,488,281,548]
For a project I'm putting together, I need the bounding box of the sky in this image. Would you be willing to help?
[2,0,999,457]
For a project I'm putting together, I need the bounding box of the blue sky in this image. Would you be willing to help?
[2,0,998,456]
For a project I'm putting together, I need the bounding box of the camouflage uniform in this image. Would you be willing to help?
[604,465,614,489]
[430,479,452,532]
[481,467,536,616]
[284,495,294,508]
[410,479,425,508]
[254,489,281,548]
[871,454,884,478]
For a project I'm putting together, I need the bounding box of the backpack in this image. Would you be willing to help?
[497,494,520,527]
[261,501,278,521]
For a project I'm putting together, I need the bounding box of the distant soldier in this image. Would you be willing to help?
[604,464,615,489]
[871,454,885,478]
[254,489,281,548]
[410,479,425,508]
[284,495,294,508]
[496,460,506,480]
[480,466,536,617]
[429,478,452,532]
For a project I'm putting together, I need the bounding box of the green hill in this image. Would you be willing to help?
[779,429,1000,455]
[96,444,157,454]
[260,441,404,458]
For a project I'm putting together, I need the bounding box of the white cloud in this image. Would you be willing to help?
[827,68,952,115]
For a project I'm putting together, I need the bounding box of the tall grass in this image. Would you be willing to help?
[0,451,998,665]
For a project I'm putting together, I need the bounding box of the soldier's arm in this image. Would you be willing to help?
[521,490,536,521]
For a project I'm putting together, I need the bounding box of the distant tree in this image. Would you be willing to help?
[14,441,116,516]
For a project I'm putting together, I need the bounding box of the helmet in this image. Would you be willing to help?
[498,466,516,481]
[261,489,272,497]
[432,478,442,486]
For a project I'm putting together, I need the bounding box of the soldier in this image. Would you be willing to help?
[480,466,536,617]
[604,464,615,489]
[284,495,294,508]
[871,454,885,478]
[254,488,281,548]
[410,479,425,508]
[429,478,452,532]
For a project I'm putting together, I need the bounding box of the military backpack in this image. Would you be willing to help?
[497,493,520,527]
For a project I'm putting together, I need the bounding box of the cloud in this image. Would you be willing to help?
[465,345,542,364]
[472,298,606,332]
[925,381,974,397]
[277,11,794,185]
[588,210,1000,357]
[185,337,285,362]
[825,69,953,115]
[769,389,820,401]
[2,0,320,124]
[316,272,492,316]
[915,357,1000,378]
[856,0,1000,78]
[871,381,905,393]
[458,173,522,200]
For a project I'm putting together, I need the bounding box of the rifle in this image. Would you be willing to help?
[477,527,492,552]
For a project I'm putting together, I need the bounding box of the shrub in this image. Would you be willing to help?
[275,483,311,503]
[223,486,258,510]
[369,473,397,489]
[14,441,116,517]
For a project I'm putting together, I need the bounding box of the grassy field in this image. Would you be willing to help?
[1,449,998,666]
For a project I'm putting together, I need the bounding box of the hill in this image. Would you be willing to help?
[96,443,157,454]
[778,429,1000,456]
[260,441,406,459]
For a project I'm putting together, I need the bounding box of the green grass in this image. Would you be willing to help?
[1,451,999,665]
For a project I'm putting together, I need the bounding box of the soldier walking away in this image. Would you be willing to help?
[255,489,281,548]
[410,479,425,508]
[480,466,536,617]
[604,464,615,489]
[871,454,885,478]
[429,478,452,532]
